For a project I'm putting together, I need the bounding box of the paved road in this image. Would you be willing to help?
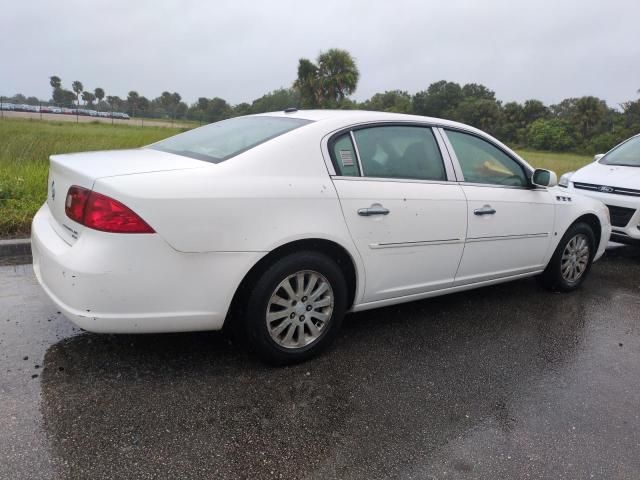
[1,247,639,479]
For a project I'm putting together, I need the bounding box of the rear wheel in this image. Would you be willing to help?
[242,251,347,364]
[538,222,596,292]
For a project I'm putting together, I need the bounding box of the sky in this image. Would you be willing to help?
[2,0,639,108]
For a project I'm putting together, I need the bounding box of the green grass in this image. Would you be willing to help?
[0,118,595,239]
[0,119,184,238]
[515,149,592,175]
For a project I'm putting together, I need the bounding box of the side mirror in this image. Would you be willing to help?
[593,153,604,162]
[531,168,558,188]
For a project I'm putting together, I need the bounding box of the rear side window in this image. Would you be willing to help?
[352,126,446,181]
[149,116,312,163]
[331,133,360,176]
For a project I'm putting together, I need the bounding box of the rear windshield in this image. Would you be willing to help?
[149,116,312,163]
[600,135,640,167]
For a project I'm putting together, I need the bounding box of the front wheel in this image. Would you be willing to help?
[538,222,596,292]
[242,251,347,365]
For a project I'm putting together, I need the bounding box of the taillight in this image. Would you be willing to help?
[64,186,155,234]
[65,186,90,223]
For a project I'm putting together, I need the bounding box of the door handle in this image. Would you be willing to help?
[358,206,390,216]
[474,205,496,216]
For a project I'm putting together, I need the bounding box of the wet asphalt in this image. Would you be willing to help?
[1,246,639,480]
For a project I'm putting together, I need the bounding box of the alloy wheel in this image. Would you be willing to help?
[560,233,590,283]
[265,270,334,349]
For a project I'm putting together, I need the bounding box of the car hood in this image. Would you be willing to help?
[571,161,640,189]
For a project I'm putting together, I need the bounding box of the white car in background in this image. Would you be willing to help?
[32,110,611,363]
[560,133,640,245]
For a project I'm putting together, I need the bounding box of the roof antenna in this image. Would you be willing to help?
[283,107,298,113]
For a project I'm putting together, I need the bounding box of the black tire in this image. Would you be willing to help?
[241,251,347,365]
[538,222,596,292]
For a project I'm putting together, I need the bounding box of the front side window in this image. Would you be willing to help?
[446,130,528,187]
[351,126,447,181]
[600,135,640,167]
[149,116,312,163]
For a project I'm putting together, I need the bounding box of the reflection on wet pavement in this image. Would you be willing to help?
[1,246,639,479]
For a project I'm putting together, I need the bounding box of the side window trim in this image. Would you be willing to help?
[349,130,365,177]
[441,127,533,189]
[432,128,459,182]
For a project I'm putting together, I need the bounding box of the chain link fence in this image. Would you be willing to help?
[0,97,199,128]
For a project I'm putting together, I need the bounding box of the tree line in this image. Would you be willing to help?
[3,48,640,153]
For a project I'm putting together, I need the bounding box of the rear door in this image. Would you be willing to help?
[440,128,555,285]
[329,124,467,303]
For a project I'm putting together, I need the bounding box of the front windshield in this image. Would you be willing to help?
[149,116,312,163]
[600,135,640,167]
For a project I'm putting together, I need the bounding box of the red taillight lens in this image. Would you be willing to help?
[64,186,155,234]
[65,186,90,223]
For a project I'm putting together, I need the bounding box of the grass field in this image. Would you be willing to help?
[0,119,185,238]
[515,149,593,177]
[0,118,593,239]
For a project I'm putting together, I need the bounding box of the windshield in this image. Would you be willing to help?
[600,135,640,167]
[149,116,312,163]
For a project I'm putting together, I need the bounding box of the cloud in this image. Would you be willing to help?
[2,0,639,107]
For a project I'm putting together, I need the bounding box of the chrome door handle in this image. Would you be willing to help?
[358,206,390,216]
[474,205,496,216]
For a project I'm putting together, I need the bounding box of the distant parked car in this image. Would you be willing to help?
[0,102,15,111]
[97,111,109,118]
[560,133,640,245]
[50,107,62,114]
[61,107,74,115]
[32,110,611,363]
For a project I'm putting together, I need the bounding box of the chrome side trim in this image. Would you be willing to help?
[368,233,548,249]
[369,238,462,249]
[466,233,549,243]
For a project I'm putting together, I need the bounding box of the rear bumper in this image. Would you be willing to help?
[31,204,264,333]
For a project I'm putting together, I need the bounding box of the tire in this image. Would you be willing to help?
[241,251,347,365]
[538,222,596,292]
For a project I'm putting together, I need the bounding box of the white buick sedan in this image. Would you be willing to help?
[559,133,640,245]
[32,110,611,363]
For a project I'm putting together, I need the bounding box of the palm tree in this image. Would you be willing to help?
[81,91,96,106]
[127,91,140,116]
[49,76,61,89]
[94,87,105,104]
[71,81,83,107]
[316,49,359,105]
[293,49,359,108]
[294,59,320,108]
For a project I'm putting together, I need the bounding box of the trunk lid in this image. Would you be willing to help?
[46,148,206,244]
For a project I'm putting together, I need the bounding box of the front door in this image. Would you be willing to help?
[329,125,468,303]
[442,128,555,285]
